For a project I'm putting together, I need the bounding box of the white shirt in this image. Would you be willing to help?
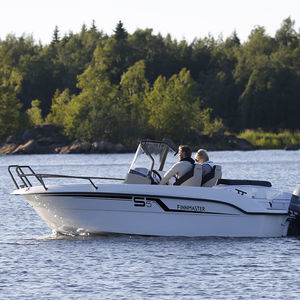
[160,160,194,185]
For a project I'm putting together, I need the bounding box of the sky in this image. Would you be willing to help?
[1,0,300,45]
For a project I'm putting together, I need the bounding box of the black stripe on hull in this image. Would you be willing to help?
[152,198,236,215]
[25,191,289,216]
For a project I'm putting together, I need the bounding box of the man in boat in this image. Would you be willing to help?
[195,149,215,177]
[160,145,194,185]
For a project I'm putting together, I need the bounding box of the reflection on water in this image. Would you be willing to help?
[0,150,299,298]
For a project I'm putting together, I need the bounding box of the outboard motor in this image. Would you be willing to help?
[288,186,300,236]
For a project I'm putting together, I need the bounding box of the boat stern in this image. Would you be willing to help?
[288,185,300,235]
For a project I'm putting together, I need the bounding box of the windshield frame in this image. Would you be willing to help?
[129,139,177,175]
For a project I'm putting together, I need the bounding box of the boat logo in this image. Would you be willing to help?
[133,196,152,207]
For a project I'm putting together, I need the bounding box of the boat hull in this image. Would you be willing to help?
[16,183,291,237]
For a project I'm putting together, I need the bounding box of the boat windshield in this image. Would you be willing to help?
[129,140,177,175]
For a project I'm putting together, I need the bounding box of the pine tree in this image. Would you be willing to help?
[52,26,60,43]
[114,21,128,41]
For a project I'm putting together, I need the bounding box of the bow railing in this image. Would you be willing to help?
[8,165,124,191]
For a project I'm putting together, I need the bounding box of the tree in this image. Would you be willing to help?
[120,60,149,141]
[45,89,71,125]
[275,17,297,47]
[198,33,240,130]
[90,20,97,32]
[94,37,131,84]
[63,48,126,142]
[128,29,189,83]
[233,27,276,129]
[26,99,43,125]
[233,23,300,130]
[52,26,60,44]
[0,18,299,143]
[114,21,128,41]
[145,68,222,142]
[0,67,23,141]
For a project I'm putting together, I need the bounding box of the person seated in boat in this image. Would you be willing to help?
[195,149,214,177]
[160,145,194,185]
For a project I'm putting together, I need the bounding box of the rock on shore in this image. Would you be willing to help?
[196,134,255,151]
[284,143,300,150]
[5,124,295,155]
[0,125,127,155]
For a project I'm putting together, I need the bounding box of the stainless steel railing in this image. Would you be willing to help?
[8,165,124,191]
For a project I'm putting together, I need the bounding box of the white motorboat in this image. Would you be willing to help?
[8,139,300,237]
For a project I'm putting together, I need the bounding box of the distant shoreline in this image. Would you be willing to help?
[0,125,299,155]
[1,137,298,155]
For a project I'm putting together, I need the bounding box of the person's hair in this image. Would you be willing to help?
[195,149,209,162]
[179,145,192,158]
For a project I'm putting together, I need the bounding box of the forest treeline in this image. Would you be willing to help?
[0,18,299,146]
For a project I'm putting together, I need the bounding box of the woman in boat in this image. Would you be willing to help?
[160,145,194,185]
[195,149,215,177]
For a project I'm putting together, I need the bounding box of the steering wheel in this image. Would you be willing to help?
[151,170,162,184]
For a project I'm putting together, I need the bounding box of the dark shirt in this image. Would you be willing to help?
[201,160,214,177]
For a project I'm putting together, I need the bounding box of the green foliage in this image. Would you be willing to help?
[145,68,224,142]
[52,26,60,44]
[63,50,126,142]
[275,17,298,47]
[45,89,71,125]
[0,66,23,141]
[114,21,128,41]
[0,19,299,146]
[238,129,300,149]
[120,60,149,142]
[26,99,44,125]
[232,20,300,131]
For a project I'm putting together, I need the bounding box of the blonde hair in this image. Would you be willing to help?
[195,149,209,162]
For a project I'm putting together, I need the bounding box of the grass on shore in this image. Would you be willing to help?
[237,130,300,149]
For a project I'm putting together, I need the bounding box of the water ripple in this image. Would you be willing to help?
[1,151,300,299]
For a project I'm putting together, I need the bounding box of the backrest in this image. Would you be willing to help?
[201,165,222,187]
[181,164,203,186]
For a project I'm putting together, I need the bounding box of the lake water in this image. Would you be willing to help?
[0,150,300,299]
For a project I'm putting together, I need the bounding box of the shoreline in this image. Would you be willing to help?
[1,137,298,155]
[0,125,299,155]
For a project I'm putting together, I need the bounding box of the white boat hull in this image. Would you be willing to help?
[15,183,291,237]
